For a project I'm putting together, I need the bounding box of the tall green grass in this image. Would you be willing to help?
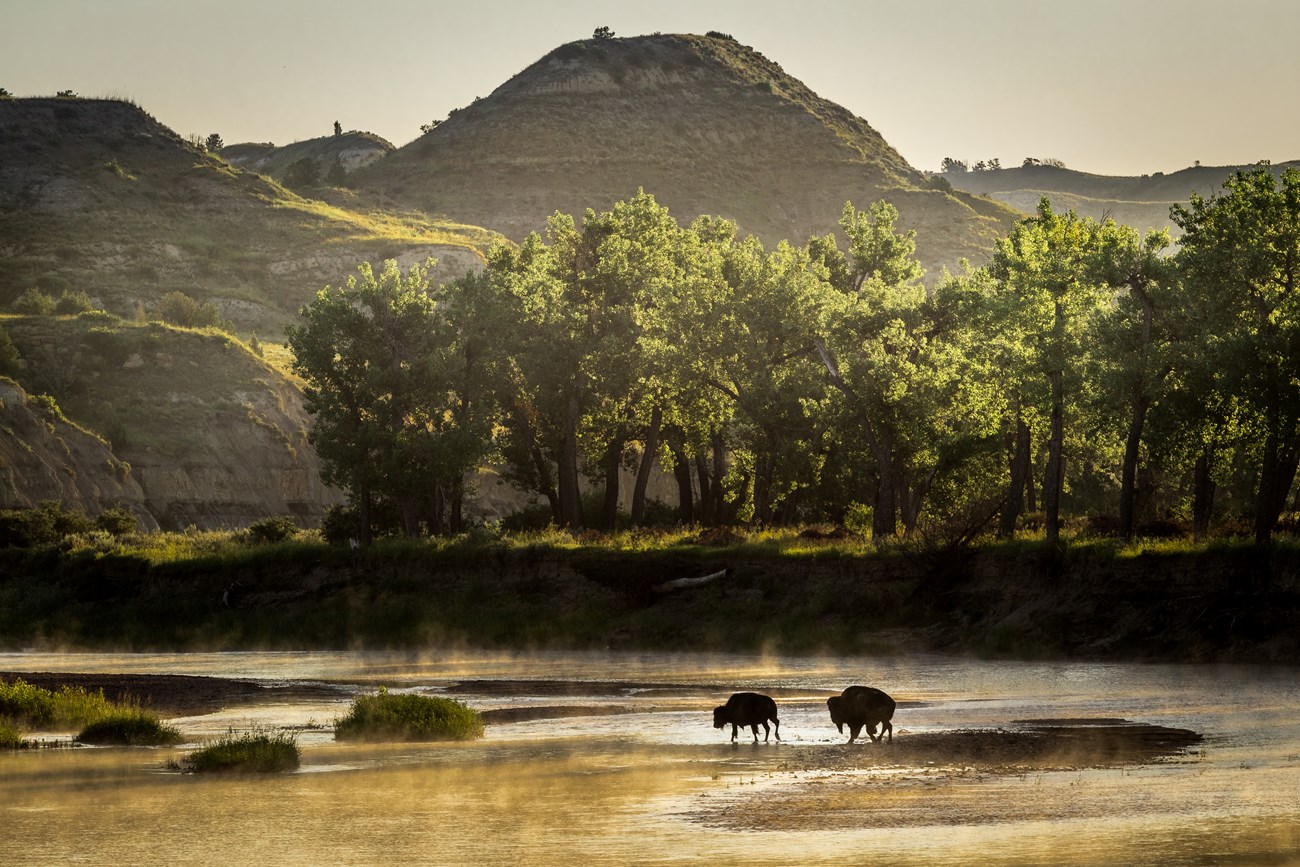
[0,677,179,744]
[183,728,299,773]
[334,688,484,742]
[76,712,182,746]
[0,677,119,728]
[0,720,22,749]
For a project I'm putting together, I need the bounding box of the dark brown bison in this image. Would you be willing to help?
[827,685,895,743]
[713,692,780,743]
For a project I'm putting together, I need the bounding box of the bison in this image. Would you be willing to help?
[827,685,896,743]
[713,692,780,743]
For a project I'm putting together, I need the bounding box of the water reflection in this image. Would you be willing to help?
[1,650,1298,865]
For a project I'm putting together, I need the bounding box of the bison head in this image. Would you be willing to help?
[712,706,728,729]
[827,695,845,733]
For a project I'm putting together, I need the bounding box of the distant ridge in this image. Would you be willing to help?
[355,33,1021,272]
[942,160,1300,234]
[221,131,394,183]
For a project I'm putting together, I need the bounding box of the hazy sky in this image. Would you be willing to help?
[5,0,1297,176]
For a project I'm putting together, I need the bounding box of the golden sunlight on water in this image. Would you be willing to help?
[1,651,1298,865]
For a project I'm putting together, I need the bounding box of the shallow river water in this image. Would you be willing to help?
[1,650,1298,865]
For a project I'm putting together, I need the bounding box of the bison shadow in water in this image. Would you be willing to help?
[827,685,895,744]
[713,692,780,743]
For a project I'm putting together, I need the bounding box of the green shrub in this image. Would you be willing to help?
[151,290,226,330]
[76,711,182,746]
[0,509,55,548]
[95,507,139,536]
[499,503,556,533]
[54,289,95,315]
[246,515,299,543]
[0,327,20,376]
[184,729,299,773]
[12,287,56,315]
[283,157,319,190]
[334,688,485,742]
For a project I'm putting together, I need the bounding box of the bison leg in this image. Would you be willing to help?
[847,723,862,744]
[731,723,740,742]
[773,717,780,742]
[868,723,881,743]
[751,723,762,743]
[882,720,893,743]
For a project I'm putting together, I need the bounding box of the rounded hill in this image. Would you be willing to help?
[355,33,1019,271]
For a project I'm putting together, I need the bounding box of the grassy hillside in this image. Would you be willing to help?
[2,312,340,528]
[0,98,503,334]
[355,33,1020,274]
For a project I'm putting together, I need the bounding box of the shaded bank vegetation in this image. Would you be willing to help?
[289,164,1300,548]
[3,526,1299,663]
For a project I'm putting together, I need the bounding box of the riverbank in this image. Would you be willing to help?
[2,533,1298,663]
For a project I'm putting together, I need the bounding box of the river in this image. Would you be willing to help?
[1,650,1297,865]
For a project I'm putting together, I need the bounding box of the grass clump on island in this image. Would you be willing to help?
[0,676,180,746]
[0,720,23,749]
[334,687,485,742]
[180,728,300,773]
[76,711,183,746]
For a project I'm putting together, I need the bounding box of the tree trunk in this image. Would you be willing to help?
[753,449,775,527]
[508,400,560,521]
[900,465,940,535]
[430,483,445,536]
[665,426,694,525]
[449,477,464,534]
[695,452,713,525]
[710,430,728,525]
[1026,455,1037,513]
[1119,394,1151,540]
[1000,414,1031,538]
[400,496,418,538]
[1193,447,1216,541]
[357,481,373,547]
[631,406,662,525]
[558,389,583,529]
[873,428,896,541]
[1254,430,1300,545]
[1044,368,1065,546]
[601,437,623,530]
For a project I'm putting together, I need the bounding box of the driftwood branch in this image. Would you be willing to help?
[653,568,730,594]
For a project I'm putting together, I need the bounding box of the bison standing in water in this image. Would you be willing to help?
[713,692,781,743]
[827,685,896,743]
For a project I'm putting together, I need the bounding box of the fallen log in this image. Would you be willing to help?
[653,568,729,594]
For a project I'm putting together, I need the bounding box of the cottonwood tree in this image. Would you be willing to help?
[986,200,1109,545]
[485,192,687,529]
[808,201,994,539]
[1172,164,1300,544]
[1087,221,1177,539]
[287,259,493,541]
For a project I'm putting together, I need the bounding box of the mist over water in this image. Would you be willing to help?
[2,650,1297,865]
